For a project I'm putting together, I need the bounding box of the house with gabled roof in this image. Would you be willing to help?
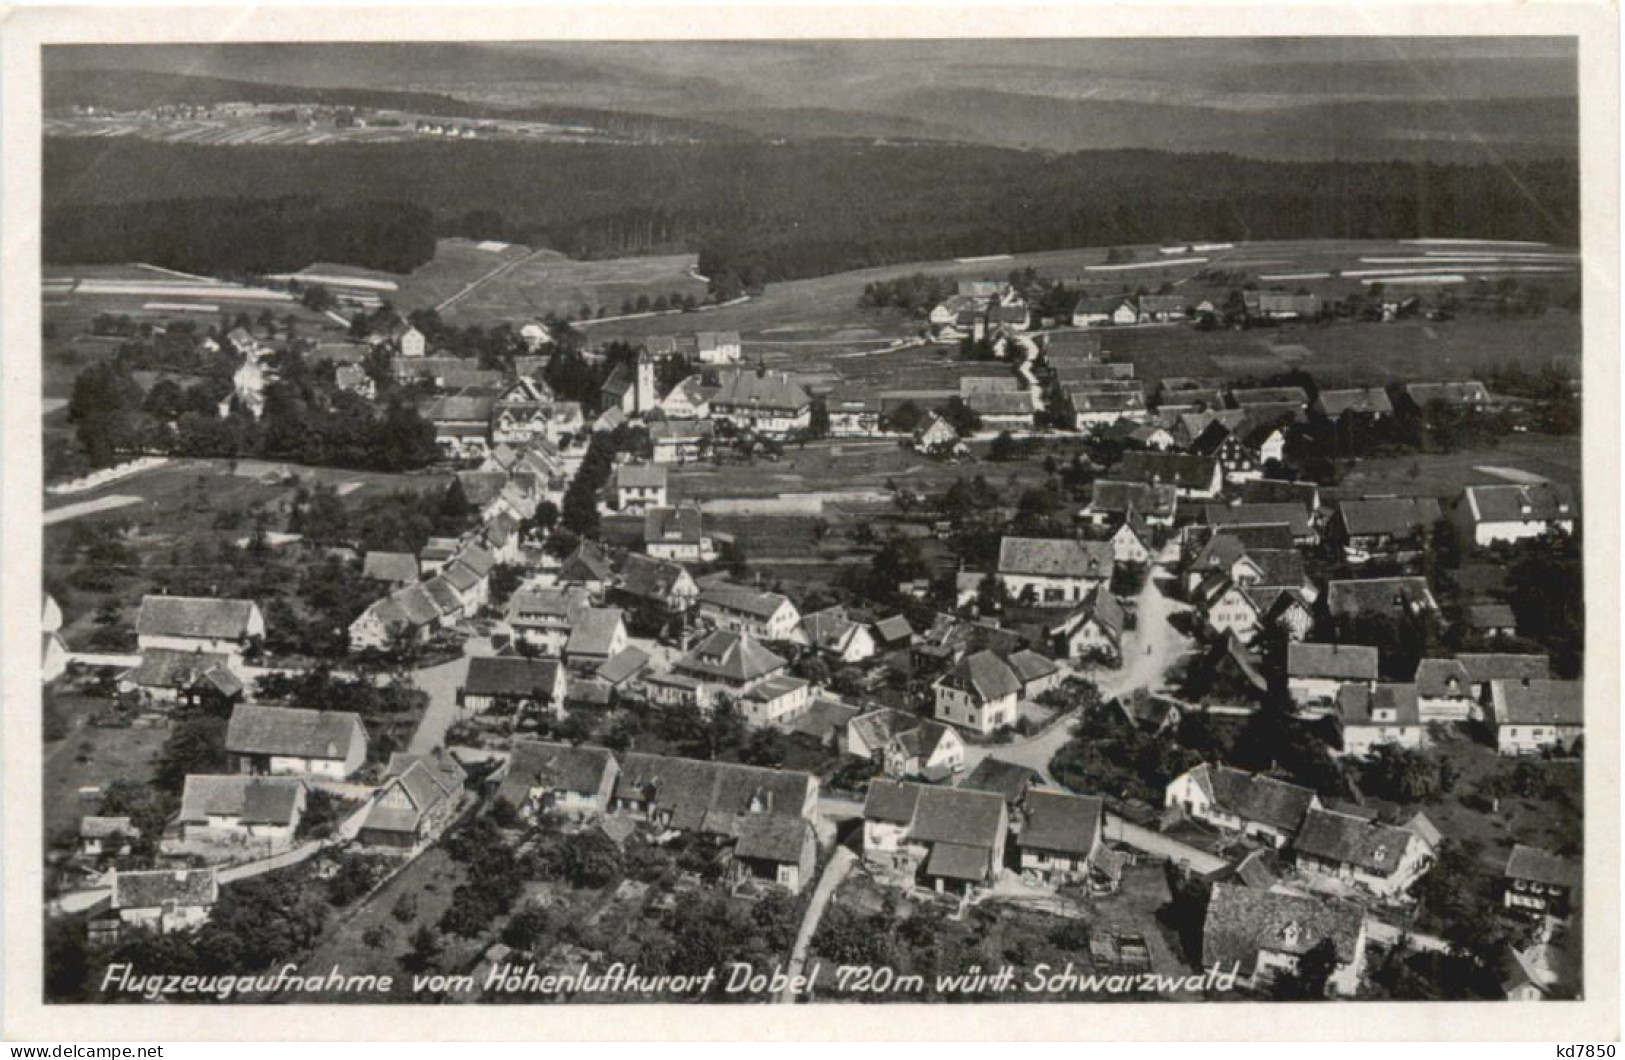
[1503,844,1580,920]
[1330,497,1442,562]
[357,751,466,850]
[135,595,264,658]
[846,708,933,761]
[1326,577,1439,624]
[1049,585,1126,662]
[1292,807,1434,898]
[459,656,567,718]
[611,752,819,837]
[1016,790,1109,885]
[1119,450,1223,499]
[996,536,1114,607]
[177,775,306,846]
[362,550,420,586]
[731,815,819,894]
[1202,883,1366,997]
[933,650,1022,736]
[225,704,367,780]
[1200,501,1316,545]
[958,756,1044,809]
[1082,480,1178,528]
[565,607,628,669]
[1287,643,1380,712]
[696,330,743,365]
[1458,653,1550,700]
[738,674,813,728]
[1237,477,1321,513]
[644,505,716,563]
[698,583,802,642]
[671,629,790,710]
[106,868,220,937]
[615,462,669,514]
[1401,380,1490,412]
[1241,291,1323,321]
[612,553,700,620]
[1071,387,1148,428]
[496,740,619,820]
[1313,387,1394,422]
[709,367,812,437]
[1452,483,1577,548]
[802,606,878,664]
[1486,679,1583,756]
[1412,658,1478,722]
[1165,763,1320,848]
[862,779,1008,895]
[118,649,245,708]
[1335,682,1425,757]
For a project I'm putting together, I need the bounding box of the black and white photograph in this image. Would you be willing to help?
[3,5,1617,1042]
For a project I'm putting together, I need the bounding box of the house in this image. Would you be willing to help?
[225,704,367,780]
[1008,649,1063,698]
[825,388,882,438]
[913,413,963,454]
[1335,682,1425,756]
[118,649,245,709]
[1465,603,1519,640]
[697,584,802,642]
[964,389,1037,428]
[872,613,916,649]
[1110,511,1160,566]
[739,674,814,728]
[1200,502,1316,545]
[1452,484,1577,548]
[732,816,819,894]
[1292,807,1434,898]
[334,363,376,400]
[1184,632,1272,716]
[1073,296,1138,328]
[1165,763,1320,848]
[695,330,742,365]
[650,419,714,464]
[1330,497,1441,562]
[1486,679,1583,756]
[357,752,466,850]
[644,505,717,563]
[658,375,715,420]
[878,720,965,782]
[996,536,1114,606]
[610,752,819,839]
[862,780,1008,895]
[1082,480,1178,527]
[1458,653,1552,701]
[106,868,219,936]
[558,540,614,599]
[1412,658,1479,722]
[507,586,593,654]
[1503,845,1579,920]
[846,708,933,761]
[958,757,1043,809]
[613,554,699,621]
[1202,884,1367,997]
[1287,643,1380,712]
[709,368,812,437]
[1313,387,1394,421]
[1237,477,1321,514]
[495,740,619,820]
[615,463,669,513]
[1050,585,1126,662]
[564,608,629,669]
[491,378,554,444]
[933,650,1021,736]
[78,816,138,859]
[670,630,790,709]
[135,595,264,658]
[781,697,862,749]
[1402,380,1491,412]
[177,775,306,846]
[1230,386,1309,412]
[1137,294,1188,323]
[459,656,568,718]
[1071,388,1149,427]
[1016,790,1108,884]
[362,551,421,587]
[421,394,496,459]
[1118,451,1223,499]
[802,607,878,664]
[393,323,427,358]
[1241,291,1323,321]
[1326,577,1439,624]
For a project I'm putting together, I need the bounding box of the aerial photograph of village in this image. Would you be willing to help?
[36,38,1585,1006]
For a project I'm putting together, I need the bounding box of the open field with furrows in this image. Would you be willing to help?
[1323,434,1583,504]
[583,238,1579,349]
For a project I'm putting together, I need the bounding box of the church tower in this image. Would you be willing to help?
[636,348,658,413]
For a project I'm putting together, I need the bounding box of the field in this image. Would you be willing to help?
[42,693,168,841]
[1324,435,1583,504]
[582,237,1581,352]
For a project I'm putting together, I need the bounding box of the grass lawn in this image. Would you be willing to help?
[42,700,167,842]
[1324,434,1582,503]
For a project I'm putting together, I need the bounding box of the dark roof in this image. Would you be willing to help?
[1466,603,1518,630]
[1020,790,1103,856]
[711,368,810,411]
[1337,682,1421,727]
[597,646,651,685]
[565,607,625,657]
[646,506,705,546]
[924,841,992,882]
[1007,649,1059,685]
[734,815,813,865]
[559,540,612,583]
[958,757,1042,806]
[497,741,616,805]
[1504,844,1580,888]
[122,649,242,696]
[363,552,420,583]
[912,784,1007,849]
[1089,480,1178,518]
[113,868,219,911]
[613,752,814,833]
[941,650,1022,703]
[617,463,668,490]
[1337,497,1441,538]
[1201,503,1312,538]
[180,775,303,826]
[1493,679,1583,728]
[1119,451,1220,490]
[225,704,364,760]
[782,697,861,741]
[1231,386,1309,408]
[1458,653,1550,683]
[675,630,787,683]
[1288,643,1379,681]
[136,596,259,640]
[1295,808,1415,875]
[1193,763,1318,833]
[616,554,693,601]
[1203,883,1364,972]
[1461,483,1576,524]
[1236,478,1319,509]
[1326,578,1436,619]
[998,536,1113,579]
[863,778,923,824]
[699,583,793,620]
[1315,387,1394,418]
[463,657,563,698]
[1404,380,1489,406]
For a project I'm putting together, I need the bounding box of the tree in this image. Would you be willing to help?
[940,396,982,437]
[1271,937,1340,1000]
[404,925,443,973]
[989,430,1020,462]
[153,716,227,794]
[555,830,623,889]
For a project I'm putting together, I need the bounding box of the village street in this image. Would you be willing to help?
[406,635,492,755]
[957,572,1192,784]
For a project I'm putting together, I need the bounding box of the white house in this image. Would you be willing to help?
[107,868,219,936]
[135,596,265,659]
[933,650,1021,736]
[224,704,367,780]
[615,463,669,513]
[697,584,803,643]
[802,607,878,664]
[1293,808,1435,899]
[1165,763,1319,849]
[1452,484,1577,548]
[1202,884,1367,997]
[1486,679,1583,756]
[996,536,1114,607]
[177,775,306,847]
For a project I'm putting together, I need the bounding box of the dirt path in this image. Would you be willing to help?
[43,495,143,525]
[434,248,551,313]
[777,845,856,1003]
[1099,576,1193,701]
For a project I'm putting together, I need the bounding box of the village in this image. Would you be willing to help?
[41,256,1584,1005]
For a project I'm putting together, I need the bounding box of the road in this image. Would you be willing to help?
[43,495,143,525]
[958,575,1192,784]
[1103,815,1227,874]
[405,636,494,755]
[777,845,856,1003]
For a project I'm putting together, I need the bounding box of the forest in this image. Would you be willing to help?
[44,137,1579,289]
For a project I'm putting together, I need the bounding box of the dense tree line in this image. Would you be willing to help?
[44,195,436,276]
[45,138,1577,288]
